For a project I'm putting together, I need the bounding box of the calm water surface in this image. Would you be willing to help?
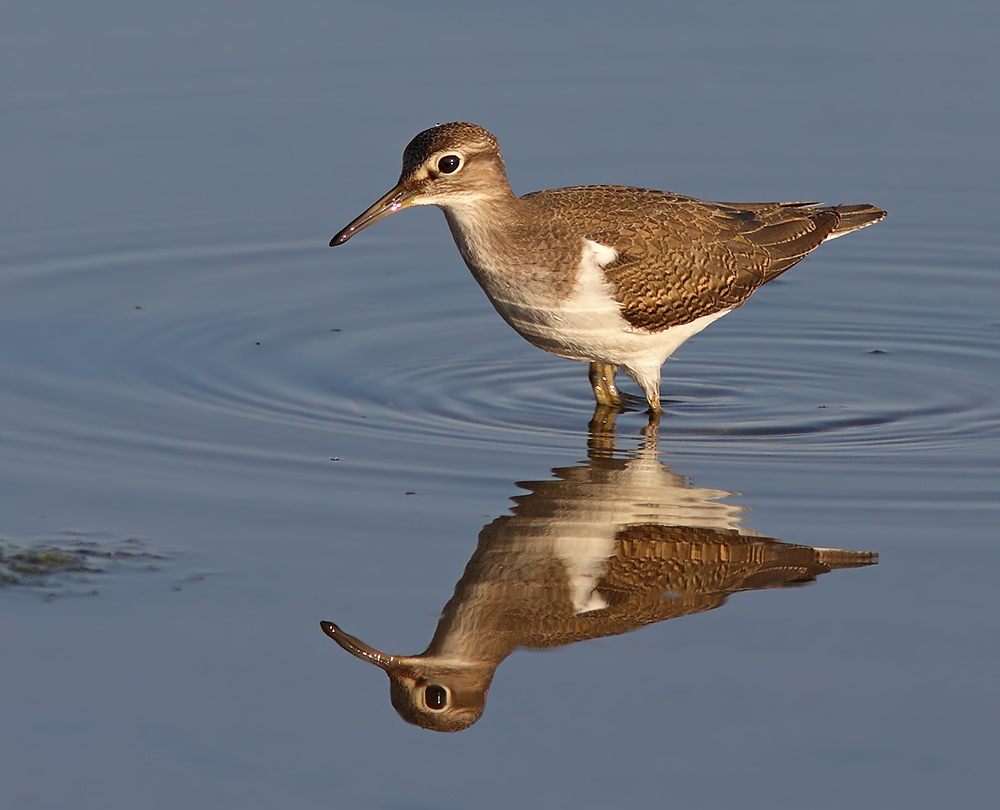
[2,2,998,809]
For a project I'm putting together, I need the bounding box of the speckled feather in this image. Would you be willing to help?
[522,187,877,331]
[440,521,876,649]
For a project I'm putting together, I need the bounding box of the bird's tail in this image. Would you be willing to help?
[813,547,879,569]
[825,203,887,240]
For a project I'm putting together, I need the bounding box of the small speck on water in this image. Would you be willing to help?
[172,573,208,591]
[330,457,340,462]
[330,328,342,332]
[255,342,260,345]
[405,491,416,496]
[869,349,887,354]
[134,305,143,310]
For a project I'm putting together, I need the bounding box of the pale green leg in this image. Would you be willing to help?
[588,362,621,408]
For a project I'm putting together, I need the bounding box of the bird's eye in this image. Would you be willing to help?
[437,155,461,174]
[425,684,448,710]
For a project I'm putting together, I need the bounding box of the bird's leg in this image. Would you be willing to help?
[588,404,620,446]
[588,362,621,408]
[638,377,662,415]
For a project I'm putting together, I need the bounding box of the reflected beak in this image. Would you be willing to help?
[320,620,401,671]
[330,184,416,246]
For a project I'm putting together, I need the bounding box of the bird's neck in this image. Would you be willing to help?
[441,191,522,256]
[440,194,583,319]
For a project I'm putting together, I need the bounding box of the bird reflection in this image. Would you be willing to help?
[321,410,876,732]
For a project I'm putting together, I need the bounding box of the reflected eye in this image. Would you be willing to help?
[425,684,448,710]
[437,155,461,174]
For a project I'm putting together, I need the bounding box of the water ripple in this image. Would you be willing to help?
[1,225,997,466]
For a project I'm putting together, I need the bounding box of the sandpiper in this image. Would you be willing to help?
[320,423,877,731]
[331,122,885,412]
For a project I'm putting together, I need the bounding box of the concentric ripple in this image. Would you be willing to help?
[1,223,997,471]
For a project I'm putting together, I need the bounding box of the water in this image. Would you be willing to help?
[2,2,998,808]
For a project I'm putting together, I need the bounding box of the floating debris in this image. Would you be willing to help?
[0,534,168,596]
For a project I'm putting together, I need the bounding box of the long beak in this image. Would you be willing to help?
[330,184,416,246]
[320,620,400,671]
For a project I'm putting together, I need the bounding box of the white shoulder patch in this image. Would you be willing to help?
[582,238,618,268]
[561,239,621,319]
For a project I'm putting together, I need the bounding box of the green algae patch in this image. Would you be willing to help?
[0,536,167,594]
[0,547,92,584]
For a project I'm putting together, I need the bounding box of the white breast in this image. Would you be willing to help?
[507,239,729,371]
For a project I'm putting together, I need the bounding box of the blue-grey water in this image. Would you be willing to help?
[2,1,998,808]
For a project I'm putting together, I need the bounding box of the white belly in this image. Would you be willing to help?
[495,239,730,374]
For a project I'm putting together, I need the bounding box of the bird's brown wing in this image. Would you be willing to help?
[527,187,846,332]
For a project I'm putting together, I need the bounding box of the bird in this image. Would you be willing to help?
[320,421,877,731]
[330,122,885,412]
